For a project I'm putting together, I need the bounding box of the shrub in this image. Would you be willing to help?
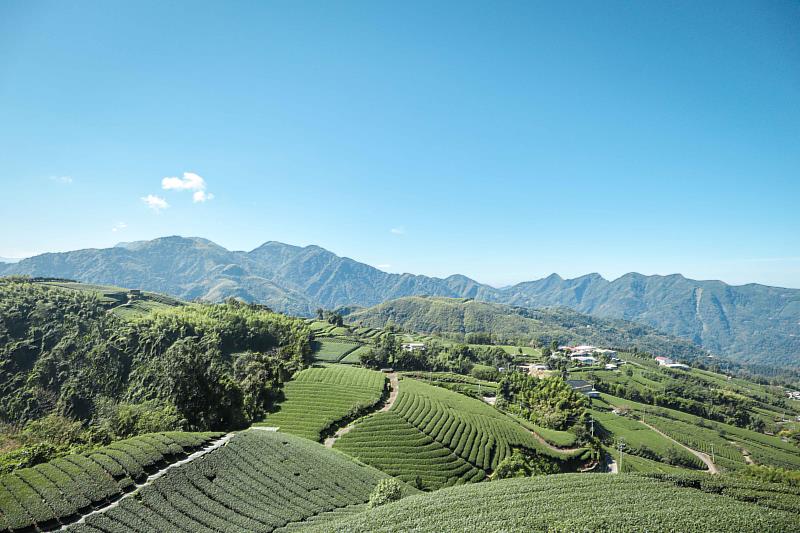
[368,478,403,508]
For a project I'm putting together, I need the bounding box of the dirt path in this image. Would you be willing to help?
[640,420,719,474]
[324,373,398,448]
[59,433,234,531]
[526,429,584,454]
[607,453,619,474]
[730,440,755,465]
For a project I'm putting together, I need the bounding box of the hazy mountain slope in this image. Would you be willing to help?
[343,296,709,360]
[3,236,798,365]
[3,236,315,315]
[494,273,800,365]
[246,241,474,306]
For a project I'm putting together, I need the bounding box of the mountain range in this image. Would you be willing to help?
[2,235,799,366]
[342,296,708,360]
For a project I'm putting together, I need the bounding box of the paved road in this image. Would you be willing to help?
[324,372,398,448]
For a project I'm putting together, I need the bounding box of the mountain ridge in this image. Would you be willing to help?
[3,236,799,365]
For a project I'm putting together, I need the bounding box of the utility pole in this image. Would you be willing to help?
[591,417,594,438]
[710,443,715,464]
[618,438,625,474]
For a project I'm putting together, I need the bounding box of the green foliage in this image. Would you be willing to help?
[335,378,580,490]
[493,449,560,479]
[257,365,386,441]
[0,280,312,436]
[360,333,513,375]
[368,478,403,508]
[498,373,589,430]
[739,464,800,487]
[0,431,220,531]
[345,296,708,360]
[470,364,499,381]
[67,430,413,532]
[307,473,800,532]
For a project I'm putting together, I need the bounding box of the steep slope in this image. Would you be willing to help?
[4,237,799,365]
[494,272,800,364]
[306,473,800,533]
[4,237,315,315]
[343,297,708,360]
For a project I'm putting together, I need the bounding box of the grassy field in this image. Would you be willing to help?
[64,430,414,533]
[256,365,386,441]
[598,392,800,472]
[305,473,800,532]
[37,280,184,319]
[334,378,585,490]
[592,409,704,469]
[312,338,362,362]
[0,432,221,532]
[341,345,371,364]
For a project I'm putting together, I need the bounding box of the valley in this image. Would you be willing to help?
[1,277,798,532]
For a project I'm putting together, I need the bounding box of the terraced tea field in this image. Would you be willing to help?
[0,432,221,531]
[256,365,387,441]
[61,430,409,532]
[306,472,800,532]
[312,338,362,363]
[334,378,586,489]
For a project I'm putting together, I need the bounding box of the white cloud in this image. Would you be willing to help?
[141,194,169,211]
[111,222,128,233]
[161,172,214,203]
[376,264,392,270]
[162,172,206,191]
[390,227,406,235]
[192,190,215,203]
[49,175,73,184]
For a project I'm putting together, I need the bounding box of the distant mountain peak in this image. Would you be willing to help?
[3,236,798,366]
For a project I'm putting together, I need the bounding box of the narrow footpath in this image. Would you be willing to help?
[58,433,234,531]
[639,420,719,474]
[324,372,398,448]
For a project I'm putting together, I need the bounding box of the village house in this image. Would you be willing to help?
[655,356,674,366]
[566,379,601,398]
[401,342,426,352]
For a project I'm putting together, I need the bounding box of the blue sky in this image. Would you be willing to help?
[1,1,798,288]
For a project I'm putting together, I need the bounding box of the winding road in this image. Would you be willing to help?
[324,372,398,448]
[639,420,719,474]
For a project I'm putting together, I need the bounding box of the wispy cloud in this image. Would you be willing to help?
[162,172,213,203]
[141,194,169,211]
[390,227,406,235]
[49,175,73,184]
[376,264,392,269]
[111,222,128,233]
[192,190,215,203]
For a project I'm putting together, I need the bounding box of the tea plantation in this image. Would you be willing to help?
[0,432,221,531]
[334,378,586,489]
[60,430,411,533]
[307,472,800,532]
[255,365,387,441]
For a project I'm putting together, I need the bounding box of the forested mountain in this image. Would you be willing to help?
[342,296,708,360]
[0,279,312,431]
[3,236,799,365]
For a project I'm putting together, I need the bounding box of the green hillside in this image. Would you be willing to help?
[343,296,708,360]
[0,278,313,474]
[334,378,586,490]
[0,432,221,531]
[307,473,800,532]
[1,430,414,532]
[256,365,387,441]
[6,237,799,366]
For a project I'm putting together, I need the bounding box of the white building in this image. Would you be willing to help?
[402,342,426,352]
